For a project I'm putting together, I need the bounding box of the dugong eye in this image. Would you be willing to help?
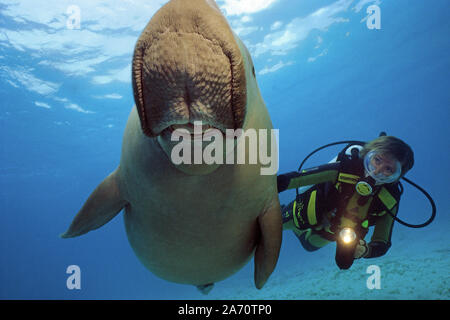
[252,66,255,78]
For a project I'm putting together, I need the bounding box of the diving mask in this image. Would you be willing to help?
[363,150,401,184]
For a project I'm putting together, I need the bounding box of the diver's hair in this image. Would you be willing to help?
[360,136,414,177]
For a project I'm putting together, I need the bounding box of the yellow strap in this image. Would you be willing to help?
[292,200,299,228]
[338,173,360,185]
[307,190,318,225]
[361,219,369,228]
[378,187,397,210]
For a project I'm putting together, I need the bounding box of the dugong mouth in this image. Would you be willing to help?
[167,122,224,139]
[132,0,247,138]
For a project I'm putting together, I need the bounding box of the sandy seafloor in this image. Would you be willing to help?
[200,227,449,300]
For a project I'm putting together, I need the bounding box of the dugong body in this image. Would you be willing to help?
[62,0,282,291]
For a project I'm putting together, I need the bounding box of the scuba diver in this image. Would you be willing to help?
[277,134,436,269]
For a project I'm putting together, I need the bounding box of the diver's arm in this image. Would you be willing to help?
[364,205,399,258]
[277,162,340,193]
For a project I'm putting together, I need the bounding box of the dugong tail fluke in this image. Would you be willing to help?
[60,170,127,238]
[196,283,214,295]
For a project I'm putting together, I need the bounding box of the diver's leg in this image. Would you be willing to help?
[280,199,297,230]
[281,191,310,230]
[293,229,331,252]
[282,191,331,251]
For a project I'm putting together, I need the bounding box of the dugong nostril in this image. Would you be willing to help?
[131,0,246,138]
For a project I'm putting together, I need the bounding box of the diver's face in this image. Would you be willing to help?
[370,153,397,177]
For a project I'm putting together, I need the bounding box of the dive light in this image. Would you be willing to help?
[335,227,358,270]
[339,227,357,244]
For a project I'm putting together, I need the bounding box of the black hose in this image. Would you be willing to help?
[387,176,437,228]
[297,140,365,172]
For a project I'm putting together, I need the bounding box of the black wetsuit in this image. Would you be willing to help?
[277,159,402,258]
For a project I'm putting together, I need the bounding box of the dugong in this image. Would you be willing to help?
[62,0,282,292]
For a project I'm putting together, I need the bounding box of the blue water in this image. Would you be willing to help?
[0,0,448,299]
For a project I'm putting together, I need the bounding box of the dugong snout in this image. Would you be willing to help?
[132,0,247,137]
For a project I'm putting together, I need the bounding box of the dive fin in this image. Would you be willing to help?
[254,195,282,289]
[60,169,127,238]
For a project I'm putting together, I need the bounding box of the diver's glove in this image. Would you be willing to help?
[354,239,369,259]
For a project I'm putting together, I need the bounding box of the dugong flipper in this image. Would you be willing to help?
[62,0,282,291]
[61,170,127,238]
